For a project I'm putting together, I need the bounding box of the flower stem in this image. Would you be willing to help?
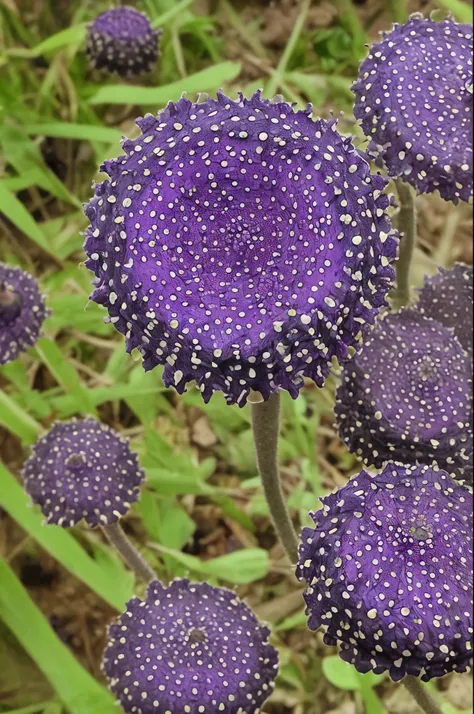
[102,522,157,583]
[251,391,299,564]
[392,178,417,310]
[403,677,444,714]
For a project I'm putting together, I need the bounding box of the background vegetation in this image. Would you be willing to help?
[0,0,472,712]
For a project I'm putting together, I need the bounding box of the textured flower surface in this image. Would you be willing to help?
[0,262,49,365]
[86,7,161,77]
[297,464,473,681]
[353,14,473,203]
[336,309,472,482]
[103,578,279,713]
[416,263,473,357]
[23,418,144,527]
[84,91,398,405]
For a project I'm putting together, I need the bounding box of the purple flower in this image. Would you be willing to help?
[23,418,144,527]
[416,263,473,357]
[353,14,473,203]
[297,463,473,681]
[83,91,398,406]
[0,262,49,365]
[335,309,472,482]
[86,7,161,77]
[102,578,279,713]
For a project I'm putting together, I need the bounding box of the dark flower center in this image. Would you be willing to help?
[410,514,433,541]
[417,355,438,382]
[0,284,22,326]
[188,627,208,645]
[65,453,86,468]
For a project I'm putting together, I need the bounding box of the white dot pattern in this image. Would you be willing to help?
[102,578,279,713]
[22,418,144,527]
[86,7,161,78]
[353,14,473,203]
[0,262,49,366]
[336,309,473,482]
[83,91,399,406]
[296,463,473,681]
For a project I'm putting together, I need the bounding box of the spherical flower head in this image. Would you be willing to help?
[416,263,473,357]
[335,309,472,482]
[297,463,473,681]
[22,418,144,527]
[83,91,398,406]
[0,262,49,365]
[102,578,279,713]
[86,7,161,77]
[353,14,473,203]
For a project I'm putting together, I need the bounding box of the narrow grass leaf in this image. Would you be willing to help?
[0,390,43,444]
[23,122,123,143]
[0,182,54,257]
[152,544,269,583]
[0,559,118,714]
[437,0,473,21]
[34,337,97,416]
[88,62,241,105]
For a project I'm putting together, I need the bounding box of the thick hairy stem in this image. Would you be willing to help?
[251,392,299,563]
[102,522,157,583]
[403,677,444,714]
[392,178,417,309]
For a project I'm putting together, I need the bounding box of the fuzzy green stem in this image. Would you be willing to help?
[392,178,417,309]
[265,0,311,97]
[251,392,299,563]
[102,522,157,583]
[403,677,444,714]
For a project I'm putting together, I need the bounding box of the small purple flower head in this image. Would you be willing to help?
[297,463,473,681]
[23,418,144,527]
[0,262,49,365]
[86,7,161,77]
[335,309,472,482]
[353,14,473,203]
[83,91,398,406]
[416,263,473,357]
[102,578,279,713]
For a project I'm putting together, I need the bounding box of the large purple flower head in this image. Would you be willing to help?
[23,418,144,527]
[335,309,472,482]
[353,14,473,203]
[86,7,161,77]
[0,262,49,365]
[83,91,398,406]
[297,463,473,681]
[416,263,473,357]
[102,578,279,713]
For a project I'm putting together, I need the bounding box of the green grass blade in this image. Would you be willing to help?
[151,0,194,28]
[437,0,473,21]
[151,544,269,583]
[34,337,97,416]
[9,23,87,58]
[0,390,44,444]
[88,62,241,105]
[0,558,118,714]
[0,464,132,611]
[23,122,123,143]
[0,182,55,258]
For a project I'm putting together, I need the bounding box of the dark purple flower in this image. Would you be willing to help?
[416,263,473,357]
[335,309,472,482]
[23,418,144,527]
[353,14,473,203]
[102,578,279,713]
[83,91,398,406]
[297,463,473,681]
[86,7,161,77]
[0,262,49,365]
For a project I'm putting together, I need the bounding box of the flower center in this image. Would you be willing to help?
[410,514,432,541]
[65,453,86,468]
[187,627,208,645]
[0,284,22,326]
[417,355,438,382]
